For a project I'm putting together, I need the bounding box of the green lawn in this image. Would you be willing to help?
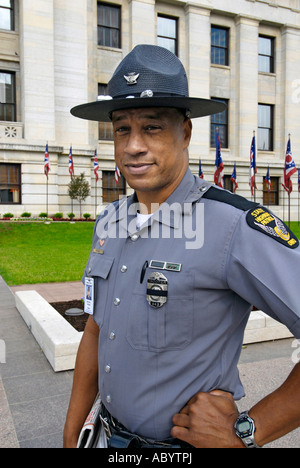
[0,222,94,285]
[289,222,300,240]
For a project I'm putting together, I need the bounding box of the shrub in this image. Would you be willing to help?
[83,213,91,220]
[67,212,75,219]
[3,213,14,219]
[52,212,63,219]
[39,212,48,218]
[21,212,31,218]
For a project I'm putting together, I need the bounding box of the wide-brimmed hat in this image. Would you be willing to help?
[71,44,226,122]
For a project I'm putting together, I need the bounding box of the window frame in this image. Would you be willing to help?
[263,175,279,206]
[102,170,126,204]
[157,14,178,56]
[0,70,16,122]
[211,25,229,66]
[97,2,121,49]
[0,0,14,31]
[0,163,21,205]
[210,98,229,149]
[258,35,275,74]
[258,103,274,151]
[98,83,114,140]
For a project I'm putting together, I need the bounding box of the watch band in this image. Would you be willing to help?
[234,411,261,448]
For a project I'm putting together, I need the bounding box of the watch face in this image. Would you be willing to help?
[238,420,251,433]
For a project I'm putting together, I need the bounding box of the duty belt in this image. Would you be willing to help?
[99,404,193,449]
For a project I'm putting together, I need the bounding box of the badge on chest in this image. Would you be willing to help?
[146,271,168,309]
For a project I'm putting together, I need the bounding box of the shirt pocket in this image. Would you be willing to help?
[86,254,114,327]
[126,271,194,352]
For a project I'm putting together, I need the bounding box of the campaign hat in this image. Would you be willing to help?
[71,44,226,122]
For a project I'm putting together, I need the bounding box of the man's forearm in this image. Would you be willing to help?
[63,316,99,448]
[250,362,300,447]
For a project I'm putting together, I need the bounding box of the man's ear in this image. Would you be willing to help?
[183,118,192,148]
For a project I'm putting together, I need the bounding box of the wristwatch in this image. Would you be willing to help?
[234,411,261,448]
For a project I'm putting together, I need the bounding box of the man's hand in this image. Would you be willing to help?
[171,390,244,448]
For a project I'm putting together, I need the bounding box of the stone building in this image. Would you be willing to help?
[0,0,300,219]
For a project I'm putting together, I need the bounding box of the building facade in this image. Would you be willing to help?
[0,0,300,219]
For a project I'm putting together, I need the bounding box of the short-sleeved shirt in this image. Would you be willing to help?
[83,168,300,440]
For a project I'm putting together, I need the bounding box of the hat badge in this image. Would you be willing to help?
[124,72,140,85]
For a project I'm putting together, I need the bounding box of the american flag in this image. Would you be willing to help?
[265,166,271,192]
[115,165,121,184]
[214,133,224,187]
[94,149,99,182]
[69,146,74,177]
[198,160,204,179]
[282,136,297,194]
[249,135,257,196]
[230,163,238,193]
[44,143,50,178]
[298,169,300,193]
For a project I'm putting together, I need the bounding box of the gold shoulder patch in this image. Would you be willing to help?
[246,207,299,249]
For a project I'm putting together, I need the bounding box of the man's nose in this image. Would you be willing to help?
[124,130,147,156]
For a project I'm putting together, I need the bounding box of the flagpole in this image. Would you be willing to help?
[253,131,256,203]
[95,178,97,220]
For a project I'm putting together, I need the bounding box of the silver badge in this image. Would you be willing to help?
[146,271,168,309]
[124,72,140,85]
[140,89,153,98]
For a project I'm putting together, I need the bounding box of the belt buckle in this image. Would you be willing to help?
[100,412,112,438]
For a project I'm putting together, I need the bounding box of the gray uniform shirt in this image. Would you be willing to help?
[84,168,300,440]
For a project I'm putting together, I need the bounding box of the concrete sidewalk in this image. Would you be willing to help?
[1,276,299,448]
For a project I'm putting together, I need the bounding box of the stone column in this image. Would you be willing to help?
[235,16,259,161]
[19,0,56,142]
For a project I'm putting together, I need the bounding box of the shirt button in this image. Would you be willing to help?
[131,234,139,242]
[120,265,127,273]
[109,331,116,340]
[114,298,121,306]
[106,395,111,403]
[105,365,111,373]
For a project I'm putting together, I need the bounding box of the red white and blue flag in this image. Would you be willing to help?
[249,135,257,196]
[115,165,121,184]
[94,149,99,182]
[69,146,74,177]
[298,169,300,193]
[44,143,50,178]
[230,163,238,193]
[282,136,297,194]
[198,160,204,179]
[265,166,271,192]
[214,133,224,187]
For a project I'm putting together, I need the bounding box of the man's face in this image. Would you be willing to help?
[112,107,192,205]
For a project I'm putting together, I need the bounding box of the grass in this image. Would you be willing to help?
[289,222,300,239]
[0,222,94,285]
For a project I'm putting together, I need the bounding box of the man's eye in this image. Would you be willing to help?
[115,126,129,133]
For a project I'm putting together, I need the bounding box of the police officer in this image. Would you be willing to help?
[63,45,300,448]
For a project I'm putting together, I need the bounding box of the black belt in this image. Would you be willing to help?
[100,404,193,449]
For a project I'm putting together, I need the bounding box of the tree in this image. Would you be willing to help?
[68,173,90,218]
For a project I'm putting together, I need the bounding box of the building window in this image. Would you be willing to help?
[0,163,21,204]
[258,104,274,151]
[98,84,113,140]
[0,0,14,31]
[263,176,279,206]
[157,15,178,55]
[0,71,16,121]
[223,174,233,193]
[102,171,126,204]
[97,2,121,49]
[211,26,229,66]
[210,98,228,148]
[258,35,275,73]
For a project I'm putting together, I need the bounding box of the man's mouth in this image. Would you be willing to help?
[125,163,154,175]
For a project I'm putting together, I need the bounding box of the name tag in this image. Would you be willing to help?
[84,277,94,314]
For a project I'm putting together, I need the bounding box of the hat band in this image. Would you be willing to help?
[112,91,188,100]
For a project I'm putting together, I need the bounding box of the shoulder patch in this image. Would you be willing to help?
[246,207,299,249]
[202,186,259,211]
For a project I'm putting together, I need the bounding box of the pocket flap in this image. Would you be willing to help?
[89,254,114,279]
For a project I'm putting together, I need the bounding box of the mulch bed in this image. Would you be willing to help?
[50,299,89,332]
